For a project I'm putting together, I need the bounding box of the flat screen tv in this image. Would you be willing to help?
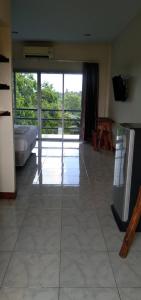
[112,75,127,101]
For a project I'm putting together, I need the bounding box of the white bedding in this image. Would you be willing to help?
[14,125,38,152]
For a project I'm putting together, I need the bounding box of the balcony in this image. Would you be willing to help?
[14,108,81,140]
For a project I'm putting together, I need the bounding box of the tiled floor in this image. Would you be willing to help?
[0,141,141,299]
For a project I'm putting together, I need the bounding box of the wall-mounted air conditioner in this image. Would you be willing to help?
[23,46,54,59]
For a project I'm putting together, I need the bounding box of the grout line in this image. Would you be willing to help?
[1,142,132,297]
[117,287,122,300]
[80,149,89,179]
[0,203,30,287]
[58,179,63,300]
[97,215,122,299]
[0,285,140,289]
[0,250,13,288]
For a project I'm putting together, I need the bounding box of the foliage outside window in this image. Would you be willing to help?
[15,73,81,135]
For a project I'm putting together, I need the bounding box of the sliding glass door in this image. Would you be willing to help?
[64,74,82,140]
[14,72,82,141]
[14,72,38,134]
[41,73,63,139]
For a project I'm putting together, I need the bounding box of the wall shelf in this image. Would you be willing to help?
[0,111,10,116]
[0,84,10,90]
[0,54,9,63]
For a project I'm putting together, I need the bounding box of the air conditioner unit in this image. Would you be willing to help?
[23,46,54,59]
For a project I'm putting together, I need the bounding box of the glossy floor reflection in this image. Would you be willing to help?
[1,142,141,299]
[32,141,82,186]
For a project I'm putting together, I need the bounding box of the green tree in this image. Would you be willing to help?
[64,90,81,111]
[64,90,81,133]
[15,73,82,134]
[41,82,62,133]
[15,73,37,125]
[16,73,37,108]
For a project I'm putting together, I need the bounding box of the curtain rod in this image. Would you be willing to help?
[14,57,98,63]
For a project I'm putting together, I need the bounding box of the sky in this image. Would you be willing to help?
[41,74,82,93]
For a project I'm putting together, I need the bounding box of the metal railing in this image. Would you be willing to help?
[14,108,81,135]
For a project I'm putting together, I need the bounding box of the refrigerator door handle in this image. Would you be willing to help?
[123,129,135,221]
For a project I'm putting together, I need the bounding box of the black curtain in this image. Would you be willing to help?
[81,63,99,142]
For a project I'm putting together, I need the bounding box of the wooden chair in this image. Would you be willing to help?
[119,187,141,258]
[92,118,114,151]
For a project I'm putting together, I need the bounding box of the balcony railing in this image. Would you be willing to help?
[14,108,81,136]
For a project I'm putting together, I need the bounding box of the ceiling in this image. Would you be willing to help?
[12,0,141,42]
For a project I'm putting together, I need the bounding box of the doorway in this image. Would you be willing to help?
[14,72,82,141]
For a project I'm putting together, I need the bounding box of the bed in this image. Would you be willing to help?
[14,125,38,166]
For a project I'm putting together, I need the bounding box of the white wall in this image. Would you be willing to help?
[109,12,141,123]
[13,42,111,117]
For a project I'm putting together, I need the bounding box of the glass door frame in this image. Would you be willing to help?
[40,72,64,141]
[14,71,82,142]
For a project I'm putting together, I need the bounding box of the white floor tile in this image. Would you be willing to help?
[11,141,141,295]
[60,288,120,300]
[23,209,61,229]
[119,288,141,300]
[3,252,60,287]
[60,251,116,287]
[61,210,99,228]
[0,253,11,286]
[0,208,25,228]
[0,287,58,300]
[15,227,60,252]
[0,228,19,251]
[61,226,106,251]
[28,194,62,209]
[109,252,141,287]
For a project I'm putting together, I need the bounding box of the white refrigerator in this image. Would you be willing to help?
[112,123,141,231]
